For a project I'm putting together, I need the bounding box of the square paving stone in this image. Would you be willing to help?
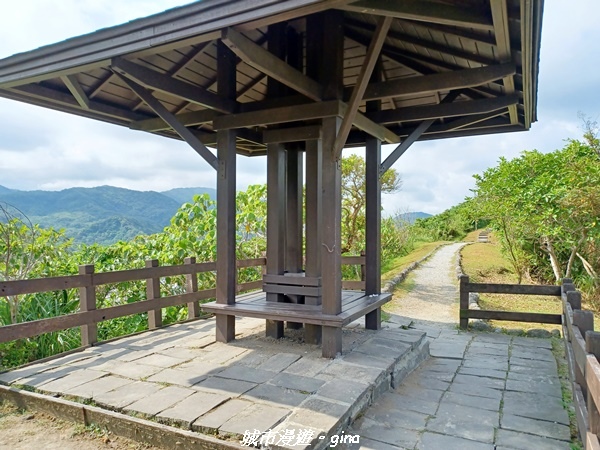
[156,390,229,428]
[429,342,468,359]
[402,375,450,392]
[113,349,154,362]
[384,390,440,416]
[124,385,194,417]
[462,359,508,371]
[242,384,309,407]
[339,436,403,450]
[63,375,133,399]
[512,336,552,349]
[441,391,501,412]
[284,357,333,378]
[495,429,570,450]
[505,378,562,398]
[426,403,498,443]
[320,361,385,386]
[471,333,512,345]
[191,398,253,433]
[94,381,162,410]
[196,344,249,364]
[352,416,420,449]
[16,366,78,388]
[38,369,106,394]
[365,404,429,431]
[154,346,205,361]
[216,365,276,384]
[257,353,301,373]
[287,397,350,431]
[146,367,209,387]
[418,431,494,450]
[0,363,61,385]
[458,366,507,380]
[501,413,571,441]
[219,403,290,437]
[316,379,370,405]
[173,361,226,378]
[425,358,461,373]
[511,347,555,362]
[452,374,505,390]
[268,372,325,393]
[341,352,396,369]
[131,353,187,368]
[94,361,162,380]
[510,357,557,369]
[193,376,257,396]
[502,391,569,424]
[448,382,502,401]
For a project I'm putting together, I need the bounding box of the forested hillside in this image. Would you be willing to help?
[0,185,215,244]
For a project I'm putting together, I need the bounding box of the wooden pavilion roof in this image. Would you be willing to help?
[0,0,543,157]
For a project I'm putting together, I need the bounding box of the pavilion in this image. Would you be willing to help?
[0,0,543,357]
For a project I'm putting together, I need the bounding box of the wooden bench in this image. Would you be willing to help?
[201,290,391,328]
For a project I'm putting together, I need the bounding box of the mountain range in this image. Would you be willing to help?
[0,185,215,245]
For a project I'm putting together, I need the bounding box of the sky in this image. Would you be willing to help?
[0,1,599,215]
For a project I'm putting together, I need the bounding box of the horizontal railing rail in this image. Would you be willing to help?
[459,275,563,329]
[0,255,366,347]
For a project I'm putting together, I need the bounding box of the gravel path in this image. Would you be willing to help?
[388,242,466,328]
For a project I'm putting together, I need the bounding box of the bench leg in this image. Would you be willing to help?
[266,320,284,339]
[365,307,382,330]
[305,325,322,345]
[322,327,342,358]
[287,321,303,330]
[216,315,235,342]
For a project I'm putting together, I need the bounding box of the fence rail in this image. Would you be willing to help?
[459,275,563,329]
[0,255,365,347]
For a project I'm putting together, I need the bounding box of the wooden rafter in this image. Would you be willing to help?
[357,63,515,101]
[490,0,518,124]
[340,0,494,31]
[221,27,323,102]
[368,93,519,124]
[60,75,90,109]
[379,91,460,174]
[333,16,393,158]
[130,109,217,132]
[114,72,217,170]
[111,57,235,114]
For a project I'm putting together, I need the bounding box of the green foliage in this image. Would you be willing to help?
[471,139,600,291]
[412,199,478,241]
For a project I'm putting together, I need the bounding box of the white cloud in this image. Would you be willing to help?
[0,0,599,217]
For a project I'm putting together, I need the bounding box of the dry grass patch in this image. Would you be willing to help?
[461,238,562,332]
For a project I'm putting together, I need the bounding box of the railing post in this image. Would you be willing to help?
[459,275,469,330]
[185,257,199,320]
[586,331,600,435]
[79,264,97,346]
[360,251,366,284]
[567,291,582,311]
[146,259,162,329]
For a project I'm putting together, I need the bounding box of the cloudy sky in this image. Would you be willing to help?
[0,1,598,215]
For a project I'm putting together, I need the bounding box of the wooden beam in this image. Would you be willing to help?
[368,93,519,124]
[359,63,516,101]
[333,16,392,159]
[214,100,341,130]
[340,0,493,31]
[130,109,217,132]
[490,0,518,124]
[221,27,323,102]
[263,125,322,144]
[61,75,90,109]
[380,91,460,174]
[111,57,235,114]
[346,105,399,144]
[114,73,218,170]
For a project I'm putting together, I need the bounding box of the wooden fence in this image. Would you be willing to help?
[459,275,563,329]
[0,255,365,347]
[561,278,600,448]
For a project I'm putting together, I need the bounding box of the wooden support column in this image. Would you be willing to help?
[266,142,286,338]
[305,138,322,344]
[215,40,237,343]
[78,264,97,346]
[321,116,343,358]
[365,62,382,330]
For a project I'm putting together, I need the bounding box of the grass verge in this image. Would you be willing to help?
[460,234,562,333]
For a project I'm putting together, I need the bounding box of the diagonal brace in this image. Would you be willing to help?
[113,71,218,170]
[380,91,460,175]
[333,16,393,159]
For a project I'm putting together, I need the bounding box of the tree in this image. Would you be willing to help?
[340,154,401,254]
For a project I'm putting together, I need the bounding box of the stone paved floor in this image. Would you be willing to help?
[344,329,572,450]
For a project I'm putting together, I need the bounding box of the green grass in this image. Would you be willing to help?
[460,236,562,332]
[381,240,448,282]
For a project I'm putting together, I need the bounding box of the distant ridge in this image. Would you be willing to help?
[396,211,432,224]
[0,185,215,245]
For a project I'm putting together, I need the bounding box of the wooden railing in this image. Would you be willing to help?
[561,279,600,448]
[458,275,563,329]
[0,255,366,347]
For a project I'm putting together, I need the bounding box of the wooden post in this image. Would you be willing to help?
[304,138,322,344]
[321,115,343,358]
[586,331,600,435]
[567,291,582,311]
[185,257,199,319]
[574,310,594,336]
[79,264,97,346]
[459,275,469,329]
[215,40,237,343]
[146,259,162,329]
[266,142,286,339]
